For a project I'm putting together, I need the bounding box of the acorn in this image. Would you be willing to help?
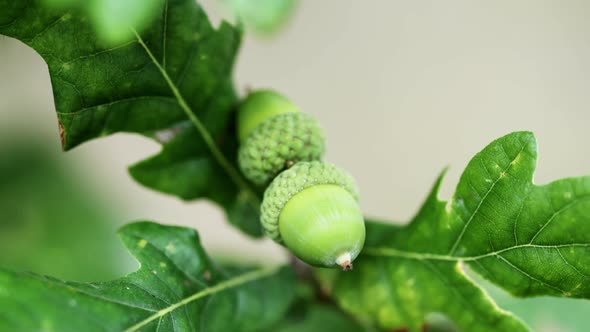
[261,161,366,270]
[237,90,325,185]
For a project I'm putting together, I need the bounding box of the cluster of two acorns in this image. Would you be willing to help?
[237,90,365,270]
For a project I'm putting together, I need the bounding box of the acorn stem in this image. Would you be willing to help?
[336,252,353,271]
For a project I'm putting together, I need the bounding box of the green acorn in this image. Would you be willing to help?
[237,90,325,185]
[261,161,366,270]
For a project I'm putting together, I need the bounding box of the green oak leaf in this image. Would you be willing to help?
[318,131,590,331]
[0,222,295,331]
[41,0,162,44]
[0,0,263,237]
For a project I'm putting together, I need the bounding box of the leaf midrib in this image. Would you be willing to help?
[123,266,280,332]
[448,139,530,255]
[131,28,262,210]
[363,243,589,262]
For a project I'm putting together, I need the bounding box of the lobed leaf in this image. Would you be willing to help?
[320,131,590,331]
[0,222,295,331]
[0,0,263,237]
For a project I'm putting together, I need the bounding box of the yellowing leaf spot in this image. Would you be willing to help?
[138,239,148,248]
[511,154,521,166]
[165,243,176,253]
[159,262,167,268]
[62,13,72,21]
[151,270,158,275]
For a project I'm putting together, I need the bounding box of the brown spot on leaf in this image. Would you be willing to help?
[57,117,66,150]
[203,270,211,281]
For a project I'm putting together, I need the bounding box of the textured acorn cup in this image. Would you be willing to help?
[237,90,326,185]
[261,161,366,270]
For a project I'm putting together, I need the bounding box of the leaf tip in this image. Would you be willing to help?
[503,131,537,148]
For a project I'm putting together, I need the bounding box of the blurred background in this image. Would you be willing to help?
[0,0,589,331]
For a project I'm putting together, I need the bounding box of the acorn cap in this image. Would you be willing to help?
[260,161,359,243]
[238,112,325,185]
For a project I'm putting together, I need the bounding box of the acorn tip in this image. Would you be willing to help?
[340,262,353,271]
[336,252,353,271]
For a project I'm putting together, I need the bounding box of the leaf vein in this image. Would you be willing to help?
[496,254,567,294]
[57,40,138,70]
[448,137,530,255]
[132,28,261,210]
[162,0,169,69]
[556,249,590,279]
[123,266,279,332]
[364,243,590,262]
[27,13,68,44]
[56,96,177,116]
[68,285,159,312]
[123,233,207,287]
[528,194,590,244]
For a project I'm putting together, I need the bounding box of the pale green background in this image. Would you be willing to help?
[1,1,589,331]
